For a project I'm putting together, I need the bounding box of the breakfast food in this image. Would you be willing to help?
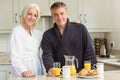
[78,69,98,76]
[78,69,88,76]
[88,70,98,76]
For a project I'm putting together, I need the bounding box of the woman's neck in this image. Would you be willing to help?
[23,24,32,36]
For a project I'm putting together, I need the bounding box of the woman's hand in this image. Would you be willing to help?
[22,70,36,77]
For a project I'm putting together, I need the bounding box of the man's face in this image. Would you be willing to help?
[51,7,68,27]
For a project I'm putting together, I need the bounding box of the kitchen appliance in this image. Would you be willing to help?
[100,42,106,56]
[94,38,109,57]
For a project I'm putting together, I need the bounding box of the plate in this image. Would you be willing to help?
[77,75,99,79]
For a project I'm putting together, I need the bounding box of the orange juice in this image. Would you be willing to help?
[70,66,76,76]
[84,63,91,71]
[53,68,61,76]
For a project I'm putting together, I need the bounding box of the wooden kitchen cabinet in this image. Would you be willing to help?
[0,0,53,33]
[0,65,13,80]
[14,0,53,25]
[53,0,111,32]
[0,0,111,33]
[38,0,53,16]
[18,0,53,16]
[14,0,80,31]
[78,0,111,32]
[0,0,14,33]
[13,0,54,32]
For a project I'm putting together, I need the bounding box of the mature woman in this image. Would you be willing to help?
[9,3,43,77]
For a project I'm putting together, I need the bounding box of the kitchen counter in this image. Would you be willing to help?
[97,56,120,67]
[8,70,120,80]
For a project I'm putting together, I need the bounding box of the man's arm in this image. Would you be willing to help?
[41,33,54,73]
[82,26,97,67]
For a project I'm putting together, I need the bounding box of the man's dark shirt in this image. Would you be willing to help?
[41,19,97,73]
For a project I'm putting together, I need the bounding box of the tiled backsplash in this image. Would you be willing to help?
[89,32,104,40]
[110,50,120,58]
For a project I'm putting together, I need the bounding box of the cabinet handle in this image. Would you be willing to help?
[84,14,87,23]
[15,13,17,23]
[9,71,11,74]
[79,14,82,23]
[19,15,21,19]
[19,15,21,22]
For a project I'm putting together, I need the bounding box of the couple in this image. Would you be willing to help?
[9,2,97,77]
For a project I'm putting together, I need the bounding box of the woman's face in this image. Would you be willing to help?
[24,7,38,27]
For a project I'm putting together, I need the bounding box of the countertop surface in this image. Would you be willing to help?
[8,70,120,80]
[97,56,120,67]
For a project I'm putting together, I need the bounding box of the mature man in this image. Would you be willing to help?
[41,2,97,76]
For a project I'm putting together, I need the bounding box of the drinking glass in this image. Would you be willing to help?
[84,61,91,71]
[53,62,61,76]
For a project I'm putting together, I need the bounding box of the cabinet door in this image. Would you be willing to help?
[81,0,109,29]
[19,0,52,16]
[13,0,20,26]
[0,65,11,80]
[112,0,120,27]
[54,0,79,21]
[0,0,13,29]
[0,71,8,80]
[39,0,53,16]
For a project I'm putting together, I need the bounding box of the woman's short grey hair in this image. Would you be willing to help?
[50,2,67,10]
[20,3,40,28]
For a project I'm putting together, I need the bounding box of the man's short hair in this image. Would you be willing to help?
[50,1,67,10]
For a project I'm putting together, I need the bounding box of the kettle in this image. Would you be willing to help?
[64,55,78,76]
[100,43,106,56]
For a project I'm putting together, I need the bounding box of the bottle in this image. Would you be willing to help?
[100,44,106,56]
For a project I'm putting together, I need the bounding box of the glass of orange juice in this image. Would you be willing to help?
[84,61,91,71]
[53,62,61,76]
[70,65,76,76]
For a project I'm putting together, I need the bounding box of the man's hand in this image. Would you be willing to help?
[71,20,80,23]
[47,68,55,77]
[21,70,36,77]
